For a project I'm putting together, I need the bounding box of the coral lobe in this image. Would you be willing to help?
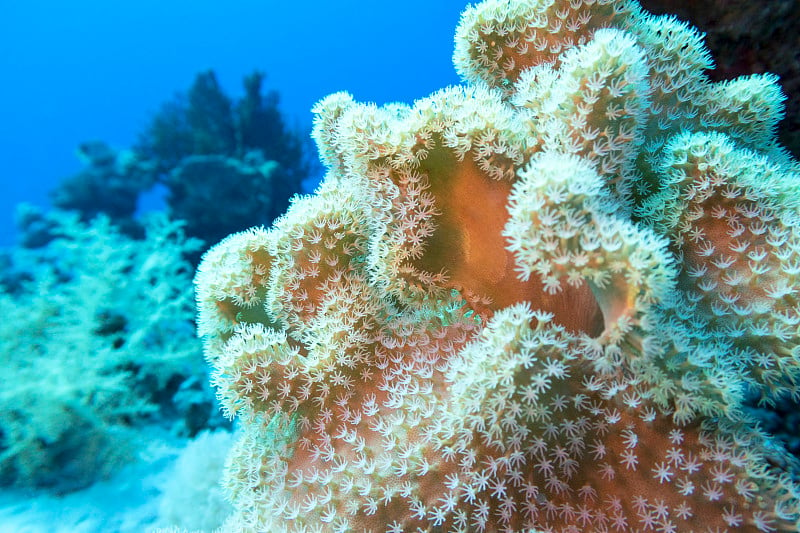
[195,0,800,531]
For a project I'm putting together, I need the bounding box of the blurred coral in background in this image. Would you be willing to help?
[0,209,206,492]
[51,70,312,257]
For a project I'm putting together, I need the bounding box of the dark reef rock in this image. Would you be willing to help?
[165,151,292,250]
[50,142,155,238]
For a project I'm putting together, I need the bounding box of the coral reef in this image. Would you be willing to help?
[164,152,290,252]
[0,209,205,492]
[50,141,156,238]
[195,0,800,531]
[136,69,311,191]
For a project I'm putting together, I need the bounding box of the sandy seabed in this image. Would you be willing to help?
[0,429,188,533]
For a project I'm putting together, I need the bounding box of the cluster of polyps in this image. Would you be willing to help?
[195,0,800,531]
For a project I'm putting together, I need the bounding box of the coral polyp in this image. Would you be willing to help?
[195,0,800,530]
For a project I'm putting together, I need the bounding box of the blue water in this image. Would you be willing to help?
[0,0,468,246]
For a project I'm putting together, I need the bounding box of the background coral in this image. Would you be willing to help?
[0,209,207,492]
[52,70,312,253]
[137,70,238,170]
[196,0,800,531]
[151,72,311,256]
[50,141,156,239]
[0,66,309,497]
[164,153,287,252]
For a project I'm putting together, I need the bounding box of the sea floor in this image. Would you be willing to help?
[0,429,191,533]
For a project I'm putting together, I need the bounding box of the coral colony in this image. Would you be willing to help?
[195,0,800,531]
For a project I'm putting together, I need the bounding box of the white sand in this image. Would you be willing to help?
[0,429,185,533]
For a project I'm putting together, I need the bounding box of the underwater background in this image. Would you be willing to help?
[0,0,798,531]
[0,0,468,246]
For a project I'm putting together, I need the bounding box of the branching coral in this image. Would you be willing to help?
[195,0,800,531]
[0,210,204,491]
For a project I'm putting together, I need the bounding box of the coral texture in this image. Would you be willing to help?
[195,0,800,531]
[638,0,800,158]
